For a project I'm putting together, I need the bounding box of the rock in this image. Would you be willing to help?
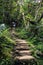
[17,50,32,56]
[15,39,28,43]
[15,46,30,50]
[15,55,34,61]
[12,38,37,65]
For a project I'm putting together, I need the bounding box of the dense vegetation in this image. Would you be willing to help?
[0,0,43,65]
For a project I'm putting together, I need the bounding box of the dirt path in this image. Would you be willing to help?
[13,39,37,65]
[9,29,37,65]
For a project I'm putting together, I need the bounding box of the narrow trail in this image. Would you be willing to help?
[10,29,37,65]
[14,39,37,65]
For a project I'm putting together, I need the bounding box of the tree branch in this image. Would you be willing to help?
[37,13,43,23]
[29,13,43,25]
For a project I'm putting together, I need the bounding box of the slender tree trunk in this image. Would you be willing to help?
[35,3,41,21]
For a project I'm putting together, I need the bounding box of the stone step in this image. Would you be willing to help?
[15,39,27,42]
[14,44,30,49]
[14,43,28,46]
[15,46,30,50]
[15,55,34,61]
[16,46,29,48]
[16,40,27,44]
[16,43,30,47]
[15,50,32,56]
[16,43,28,46]
[16,42,27,44]
[18,50,32,54]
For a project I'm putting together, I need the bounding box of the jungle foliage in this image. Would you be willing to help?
[0,0,43,65]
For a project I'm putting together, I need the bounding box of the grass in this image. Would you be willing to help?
[0,28,16,65]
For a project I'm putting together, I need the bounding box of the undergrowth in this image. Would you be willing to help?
[0,28,15,65]
[15,27,43,65]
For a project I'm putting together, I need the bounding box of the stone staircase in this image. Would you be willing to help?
[13,39,37,65]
